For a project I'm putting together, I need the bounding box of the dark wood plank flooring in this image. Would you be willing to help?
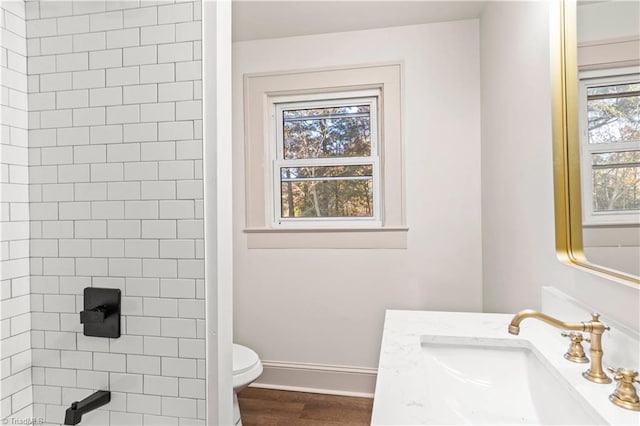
[237,387,373,426]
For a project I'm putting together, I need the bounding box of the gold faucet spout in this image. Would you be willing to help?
[508,309,611,384]
[508,309,586,335]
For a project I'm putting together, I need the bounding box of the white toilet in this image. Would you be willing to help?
[233,344,263,425]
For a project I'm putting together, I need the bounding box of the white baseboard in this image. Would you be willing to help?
[250,360,377,398]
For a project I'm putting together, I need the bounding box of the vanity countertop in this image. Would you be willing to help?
[371,310,640,425]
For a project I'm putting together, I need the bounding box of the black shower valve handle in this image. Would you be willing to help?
[80,304,113,324]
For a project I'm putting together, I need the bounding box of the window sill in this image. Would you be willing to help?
[583,217,640,227]
[243,227,408,249]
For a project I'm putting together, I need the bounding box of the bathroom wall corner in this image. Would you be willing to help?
[1,0,33,422]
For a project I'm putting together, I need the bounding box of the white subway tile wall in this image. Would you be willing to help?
[1,1,33,421]
[23,1,204,425]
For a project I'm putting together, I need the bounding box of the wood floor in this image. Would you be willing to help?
[237,387,374,426]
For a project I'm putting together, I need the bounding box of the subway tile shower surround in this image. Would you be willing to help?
[2,1,205,424]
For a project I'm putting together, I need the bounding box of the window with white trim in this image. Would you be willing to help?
[579,69,640,225]
[272,91,380,227]
[243,63,406,249]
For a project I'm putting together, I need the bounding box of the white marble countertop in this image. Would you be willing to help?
[371,309,640,425]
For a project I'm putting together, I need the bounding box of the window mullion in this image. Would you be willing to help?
[277,157,377,168]
[586,142,640,154]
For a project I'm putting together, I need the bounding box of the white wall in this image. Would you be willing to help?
[583,227,640,277]
[480,1,639,332]
[23,1,205,424]
[233,20,482,387]
[577,1,640,43]
[1,0,32,420]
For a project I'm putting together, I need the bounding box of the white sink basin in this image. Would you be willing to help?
[420,336,606,425]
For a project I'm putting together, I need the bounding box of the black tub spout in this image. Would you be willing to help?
[64,390,110,425]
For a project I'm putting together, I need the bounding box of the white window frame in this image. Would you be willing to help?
[271,90,381,228]
[242,63,407,249]
[579,67,640,226]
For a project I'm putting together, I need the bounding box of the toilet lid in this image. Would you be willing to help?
[233,344,260,375]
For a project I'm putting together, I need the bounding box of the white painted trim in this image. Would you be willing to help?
[243,60,405,79]
[244,226,409,233]
[245,228,407,249]
[203,1,234,425]
[251,361,377,398]
[580,66,639,80]
[578,37,640,71]
[262,360,377,375]
[250,383,374,399]
[216,1,234,424]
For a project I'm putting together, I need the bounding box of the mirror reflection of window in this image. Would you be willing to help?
[579,73,640,224]
[576,0,640,277]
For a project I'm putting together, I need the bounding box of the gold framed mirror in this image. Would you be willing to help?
[552,0,640,284]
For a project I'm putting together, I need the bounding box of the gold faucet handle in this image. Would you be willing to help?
[561,331,584,340]
[560,332,589,363]
[607,367,640,411]
[607,367,640,383]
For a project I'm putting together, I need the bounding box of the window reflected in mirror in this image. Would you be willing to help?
[580,75,639,219]
[575,0,640,277]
